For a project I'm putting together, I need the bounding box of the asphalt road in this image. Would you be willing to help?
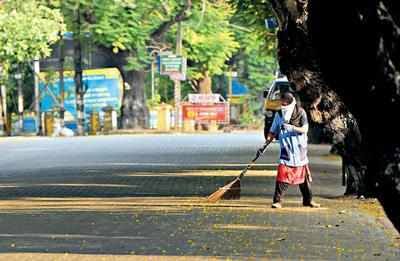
[0,133,336,171]
[0,134,399,260]
[0,133,342,198]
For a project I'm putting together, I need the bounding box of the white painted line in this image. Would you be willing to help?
[100,162,278,167]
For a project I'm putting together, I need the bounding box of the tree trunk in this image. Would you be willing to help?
[270,0,400,230]
[74,7,85,136]
[59,36,65,129]
[198,72,212,94]
[121,70,149,129]
[0,88,4,135]
[93,46,149,130]
[197,72,214,131]
[1,85,8,135]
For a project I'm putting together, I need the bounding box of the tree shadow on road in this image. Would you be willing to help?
[0,165,342,199]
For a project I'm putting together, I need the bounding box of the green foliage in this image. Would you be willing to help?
[36,0,278,120]
[0,0,65,68]
[182,0,239,79]
[87,0,184,71]
[235,30,277,93]
[146,94,162,109]
[239,98,263,127]
[89,0,152,69]
[229,0,273,32]
[229,0,277,94]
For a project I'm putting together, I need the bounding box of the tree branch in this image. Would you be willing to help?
[269,0,289,30]
[151,0,192,43]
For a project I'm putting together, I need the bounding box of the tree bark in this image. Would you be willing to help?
[121,70,149,129]
[150,0,192,44]
[121,2,194,129]
[269,0,400,230]
[59,36,65,129]
[1,85,8,135]
[0,88,4,135]
[74,6,85,136]
[198,72,212,94]
[93,46,149,129]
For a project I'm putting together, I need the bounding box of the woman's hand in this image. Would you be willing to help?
[283,123,308,134]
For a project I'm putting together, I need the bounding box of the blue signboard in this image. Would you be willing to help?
[232,79,249,96]
[40,68,123,128]
[23,117,37,133]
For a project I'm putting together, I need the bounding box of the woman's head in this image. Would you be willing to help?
[280,92,295,106]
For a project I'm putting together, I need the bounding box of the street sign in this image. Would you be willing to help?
[188,94,221,104]
[182,103,229,124]
[158,53,187,80]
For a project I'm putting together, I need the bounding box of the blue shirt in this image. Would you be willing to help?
[269,110,309,167]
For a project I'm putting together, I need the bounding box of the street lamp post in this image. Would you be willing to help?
[174,21,183,131]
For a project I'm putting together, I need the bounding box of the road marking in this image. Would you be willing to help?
[9,148,50,152]
[101,163,278,167]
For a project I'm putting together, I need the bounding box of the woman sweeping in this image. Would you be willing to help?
[265,92,320,208]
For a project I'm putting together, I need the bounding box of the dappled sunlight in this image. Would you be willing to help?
[0,253,224,261]
[212,224,289,231]
[116,170,276,177]
[0,196,396,259]
[0,196,328,213]
[0,233,147,240]
[0,183,139,188]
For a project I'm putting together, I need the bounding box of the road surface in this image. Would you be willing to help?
[0,134,398,260]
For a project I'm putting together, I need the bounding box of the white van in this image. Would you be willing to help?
[263,75,293,131]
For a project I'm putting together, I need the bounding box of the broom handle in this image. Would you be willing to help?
[238,140,271,179]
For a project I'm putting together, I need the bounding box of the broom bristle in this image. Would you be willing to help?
[206,178,239,203]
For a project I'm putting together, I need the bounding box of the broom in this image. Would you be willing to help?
[206,140,271,203]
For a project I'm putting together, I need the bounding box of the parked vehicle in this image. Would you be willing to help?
[263,75,293,132]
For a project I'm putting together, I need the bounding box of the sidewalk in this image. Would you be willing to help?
[0,169,398,260]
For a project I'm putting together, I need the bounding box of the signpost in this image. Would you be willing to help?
[158,54,187,81]
[157,25,187,131]
[182,103,229,124]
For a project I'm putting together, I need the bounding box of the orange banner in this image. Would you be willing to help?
[182,103,229,123]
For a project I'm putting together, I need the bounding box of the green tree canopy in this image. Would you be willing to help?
[0,0,65,71]
[182,0,239,82]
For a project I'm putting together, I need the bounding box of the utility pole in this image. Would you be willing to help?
[174,21,183,130]
[33,59,41,135]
